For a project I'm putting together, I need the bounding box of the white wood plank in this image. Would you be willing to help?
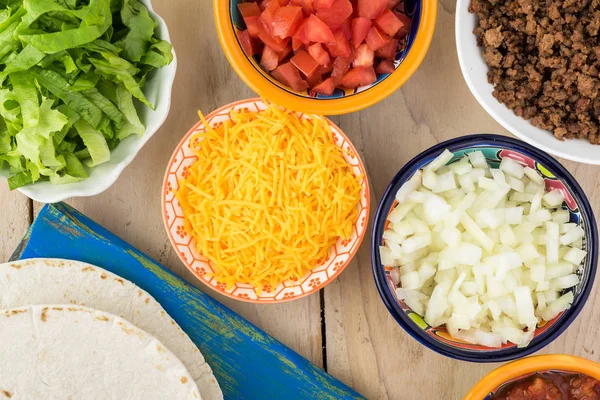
[0,187,30,262]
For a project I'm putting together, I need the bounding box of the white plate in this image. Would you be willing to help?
[1,0,177,203]
[456,0,600,165]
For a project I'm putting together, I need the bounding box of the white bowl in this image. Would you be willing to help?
[1,0,177,203]
[456,0,600,165]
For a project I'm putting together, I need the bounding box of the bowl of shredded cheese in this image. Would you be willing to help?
[162,99,370,303]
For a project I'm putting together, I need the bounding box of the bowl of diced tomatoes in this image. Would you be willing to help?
[214,0,437,115]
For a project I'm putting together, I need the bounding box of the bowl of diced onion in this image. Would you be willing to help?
[371,134,598,362]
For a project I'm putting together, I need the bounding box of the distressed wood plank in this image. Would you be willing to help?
[0,187,30,262]
[324,0,600,398]
[18,203,361,400]
[34,0,323,368]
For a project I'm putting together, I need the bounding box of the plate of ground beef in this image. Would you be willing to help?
[456,0,600,164]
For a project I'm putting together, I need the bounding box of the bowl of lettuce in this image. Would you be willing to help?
[0,0,176,203]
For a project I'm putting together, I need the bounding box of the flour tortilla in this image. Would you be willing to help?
[0,305,200,399]
[0,259,222,400]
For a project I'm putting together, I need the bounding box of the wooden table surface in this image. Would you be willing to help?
[2,0,600,399]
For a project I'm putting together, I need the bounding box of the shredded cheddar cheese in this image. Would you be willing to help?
[176,102,363,292]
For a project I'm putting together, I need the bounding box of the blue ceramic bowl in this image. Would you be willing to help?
[371,134,598,362]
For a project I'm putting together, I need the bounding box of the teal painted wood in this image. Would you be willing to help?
[10,203,364,400]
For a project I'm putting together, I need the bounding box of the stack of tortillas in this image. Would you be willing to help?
[0,259,222,400]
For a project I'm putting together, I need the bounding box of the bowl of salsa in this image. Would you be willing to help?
[465,355,600,400]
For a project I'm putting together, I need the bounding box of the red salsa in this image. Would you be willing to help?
[493,372,600,400]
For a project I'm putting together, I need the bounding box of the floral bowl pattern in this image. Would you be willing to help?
[162,99,370,303]
[371,134,598,362]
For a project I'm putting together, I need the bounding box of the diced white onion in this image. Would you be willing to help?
[552,210,570,224]
[432,171,457,193]
[396,171,423,204]
[524,167,544,184]
[564,247,587,266]
[467,151,488,168]
[500,157,525,179]
[426,149,454,172]
[560,226,584,246]
[449,158,473,175]
[400,271,420,290]
[379,150,584,349]
[507,176,525,193]
[478,176,497,191]
[543,190,565,208]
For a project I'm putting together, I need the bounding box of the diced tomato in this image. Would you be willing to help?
[272,62,309,91]
[259,1,280,35]
[258,26,290,51]
[238,2,261,18]
[375,9,403,37]
[237,29,262,55]
[326,29,351,57]
[375,59,395,74]
[353,43,374,67]
[292,19,310,45]
[272,6,304,38]
[331,56,351,84]
[341,17,352,40]
[375,37,398,59]
[394,12,410,38]
[357,0,387,19]
[365,26,390,51]
[313,0,335,10]
[279,44,293,61]
[289,0,314,15]
[259,0,272,11]
[339,66,377,88]
[351,17,371,47]
[358,0,388,19]
[292,37,303,50]
[312,77,336,95]
[291,49,319,77]
[243,16,261,37]
[318,62,334,75]
[315,0,353,29]
[260,0,289,10]
[307,43,331,66]
[250,0,411,94]
[306,70,323,86]
[261,45,280,71]
[387,0,401,9]
[304,15,335,43]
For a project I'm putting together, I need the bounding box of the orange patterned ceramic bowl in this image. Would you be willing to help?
[161,99,370,303]
[464,355,600,399]
[213,0,437,115]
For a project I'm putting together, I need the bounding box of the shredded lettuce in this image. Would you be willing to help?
[0,0,172,189]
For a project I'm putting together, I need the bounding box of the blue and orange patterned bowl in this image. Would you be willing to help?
[214,0,436,114]
[371,134,598,362]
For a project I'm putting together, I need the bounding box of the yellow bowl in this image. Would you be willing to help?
[213,0,437,115]
[464,355,600,399]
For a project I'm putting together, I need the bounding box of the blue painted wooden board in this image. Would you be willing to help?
[10,202,364,400]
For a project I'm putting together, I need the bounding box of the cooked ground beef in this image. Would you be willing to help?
[469,0,600,144]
